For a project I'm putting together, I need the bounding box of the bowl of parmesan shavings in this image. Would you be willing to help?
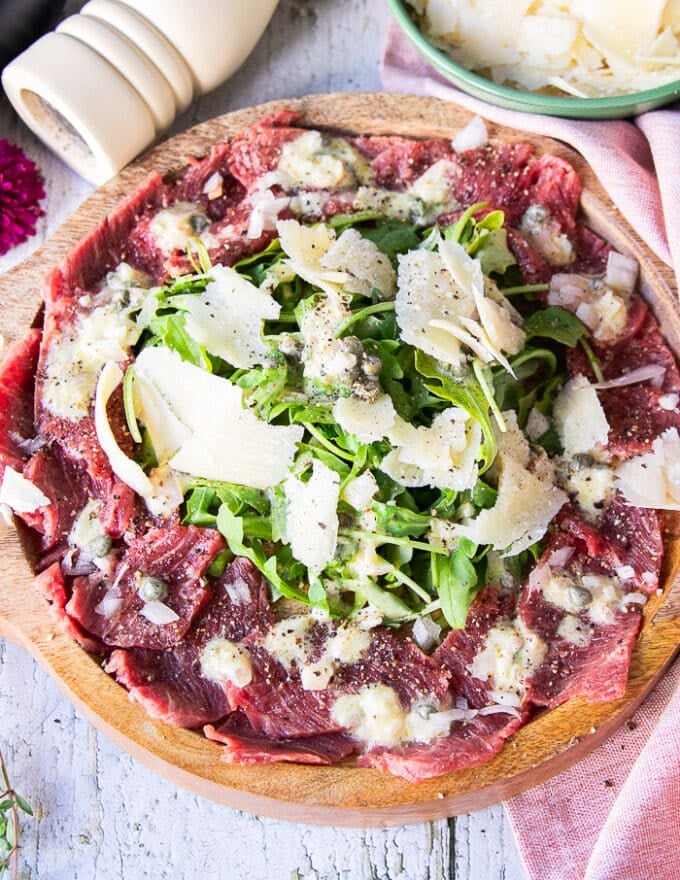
[388,0,680,118]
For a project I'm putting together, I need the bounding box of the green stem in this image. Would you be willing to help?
[580,338,604,383]
[472,359,506,433]
[339,529,449,555]
[387,567,432,603]
[335,301,395,338]
[500,283,550,296]
[302,423,356,462]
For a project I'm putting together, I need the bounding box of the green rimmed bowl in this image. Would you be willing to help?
[387,0,680,119]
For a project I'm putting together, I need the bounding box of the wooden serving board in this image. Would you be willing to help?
[0,94,678,827]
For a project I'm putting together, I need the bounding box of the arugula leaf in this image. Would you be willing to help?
[122,365,142,444]
[371,502,431,538]
[361,221,420,265]
[354,578,414,621]
[147,314,212,370]
[476,228,516,276]
[415,351,497,473]
[524,306,588,347]
[216,505,309,604]
[433,546,479,629]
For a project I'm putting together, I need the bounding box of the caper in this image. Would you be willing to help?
[138,576,168,602]
[84,535,112,559]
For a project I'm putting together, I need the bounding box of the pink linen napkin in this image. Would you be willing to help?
[382,21,680,880]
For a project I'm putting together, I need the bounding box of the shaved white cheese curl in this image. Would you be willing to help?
[615,428,680,510]
[456,413,567,556]
[0,466,50,513]
[396,239,524,373]
[95,361,153,497]
[284,460,340,573]
[333,393,398,443]
[133,347,302,490]
[382,407,481,492]
[171,264,281,368]
[553,375,609,456]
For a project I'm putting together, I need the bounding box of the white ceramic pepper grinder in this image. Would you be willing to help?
[1,0,279,185]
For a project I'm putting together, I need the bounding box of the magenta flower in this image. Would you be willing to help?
[0,139,45,256]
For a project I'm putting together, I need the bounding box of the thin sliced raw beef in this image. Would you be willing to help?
[60,173,166,291]
[353,134,453,189]
[0,329,41,475]
[359,712,522,782]
[169,142,246,221]
[520,515,644,708]
[520,582,642,709]
[359,588,524,782]
[434,586,518,709]
[35,562,104,654]
[105,558,272,727]
[599,496,662,593]
[19,444,91,565]
[565,300,680,459]
[230,626,450,741]
[506,227,554,284]
[227,109,309,190]
[205,712,356,765]
[67,525,224,649]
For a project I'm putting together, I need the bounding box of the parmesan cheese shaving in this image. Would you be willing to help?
[94,362,153,497]
[333,393,398,443]
[409,0,680,97]
[381,407,482,492]
[615,427,680,510]
[553,375,610,456]
[0,466,50,513]
[283,459,340,573]
[171,264,280,368]
[396,240,524,373]
[133,347,302,490]
[455,413,567,555]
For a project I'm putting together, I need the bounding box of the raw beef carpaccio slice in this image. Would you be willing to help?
[67,525,224,650]
[105,558,272,728]
[205,712,357,766]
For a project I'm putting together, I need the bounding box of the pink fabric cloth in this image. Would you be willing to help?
[382,21,680,880]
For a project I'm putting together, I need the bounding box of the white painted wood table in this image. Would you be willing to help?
[0,2,528,877]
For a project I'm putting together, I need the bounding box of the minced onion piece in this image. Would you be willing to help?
[605,251,638,294]
[478,704,522,719]
[659,393,679,411]
[594,364,666,390]
[452,115,488,153]
[622,593,647,605]
[412,616,442,652]
[94,595,124,618]
[615,565,636,581]
[547,546,574,569]
[139,600,179,625]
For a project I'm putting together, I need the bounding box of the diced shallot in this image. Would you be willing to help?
[605,251,638,294]
[94,595,123,618]
[615,565,636,581]
[139,600,180,625]
[412,616,442,652]
[478,704,522,719]
[61,548,97,577]
[594,364,666,390]
[452,116,488,152]
[659,393,679,411]
[547,546,575,569]
[622,592,647,605]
